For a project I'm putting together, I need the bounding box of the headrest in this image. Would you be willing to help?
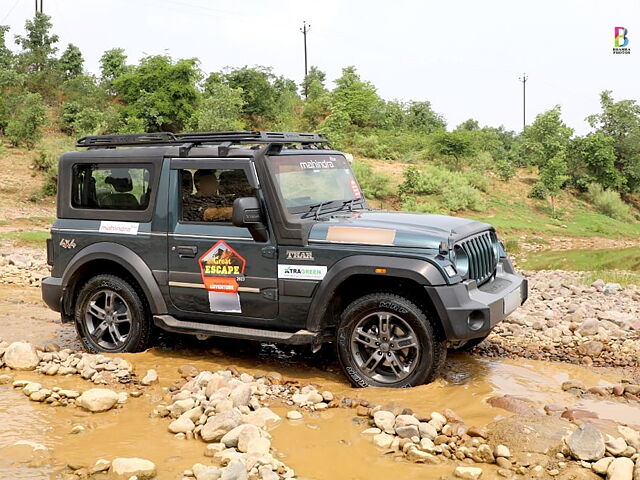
[105,170,133,193]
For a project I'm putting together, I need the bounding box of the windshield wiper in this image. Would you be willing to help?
[301,200,338,219]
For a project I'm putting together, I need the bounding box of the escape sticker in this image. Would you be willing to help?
[98,221,139,235]
[278,264,327,281]
[198,241,246,313]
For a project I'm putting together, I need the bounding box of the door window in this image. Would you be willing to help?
[179,168,254,223]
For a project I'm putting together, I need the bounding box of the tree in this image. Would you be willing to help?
[0,25,13,70]
[100,48,129,93]
[59,43,83,79]
[5,92,47,148]
[456,118,480,131]
[430,130,475,170]
[14,13,58,73]
[112,55,200,132]
[568,133,623,190]
[535,153,569,215]
[330,66,380,127]
[188,83,245,131]
[587,91,640,192]
[301,66,330,129]
[520,106,573,166]
[404,101,446,133]
[222,66,278,121]
[302,66,326,98]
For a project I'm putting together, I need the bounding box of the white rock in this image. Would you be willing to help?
[592,457,615,475]
[246,437,270,455]
[606,457,634,480]
[221,459,247,480]
[243,407,281,430]
[22,382,42,396]
[169,416,195,434]
[373,410,396,434]
[237,424,262,453]
[605,435,628,456]
[494,444,511,458]
[110,457,157,479]
[141,369,158,386]
[4,342,40,370]
[418,422,438,440]
[193,463,222,480]
[454,466,483,479]
[77,388,119,412]
[618,426,640,450]
[230,384,252,407]
[286,410,303,420]
[373,432,394,449]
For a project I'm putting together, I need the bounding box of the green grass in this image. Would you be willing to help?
[582,271,640,287]
[0,230,50,247]
[521,247,640,272]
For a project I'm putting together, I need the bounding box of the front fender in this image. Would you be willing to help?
[61,242,167,314]
[305,255,446,332]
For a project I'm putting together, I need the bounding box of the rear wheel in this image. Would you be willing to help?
[336,293,446,388]
[74,274,153,353]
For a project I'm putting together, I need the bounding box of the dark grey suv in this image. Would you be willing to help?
[41,131,527,388]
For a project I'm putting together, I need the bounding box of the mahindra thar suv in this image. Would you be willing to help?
[41,131,527,388]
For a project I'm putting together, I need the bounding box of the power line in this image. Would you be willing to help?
[1,0,21,23]
[300,20,310,98]
[518,73,528,131]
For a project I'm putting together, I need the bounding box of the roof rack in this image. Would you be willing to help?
[76,131,329,148]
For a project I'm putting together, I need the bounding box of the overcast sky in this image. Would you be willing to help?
[2,0,638,134]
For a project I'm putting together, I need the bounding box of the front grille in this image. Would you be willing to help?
[457,231,498,285]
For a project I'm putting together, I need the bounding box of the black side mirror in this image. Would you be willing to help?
[232,197,268,242]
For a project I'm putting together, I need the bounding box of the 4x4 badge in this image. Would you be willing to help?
[59,238,76,249]
[286,250,314,261]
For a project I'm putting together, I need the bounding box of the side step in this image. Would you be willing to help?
[153,315,319,345]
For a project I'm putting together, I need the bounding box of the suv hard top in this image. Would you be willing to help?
[42,131,528,388]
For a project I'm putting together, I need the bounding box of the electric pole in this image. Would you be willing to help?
[518,73,528,131]
[35,0,43,14]
[300,21,310,98]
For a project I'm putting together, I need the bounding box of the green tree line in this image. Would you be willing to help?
[2,14,640,220]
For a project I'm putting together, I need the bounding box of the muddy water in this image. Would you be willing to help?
[2,286,640,479]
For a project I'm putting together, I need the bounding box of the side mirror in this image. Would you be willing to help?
[232,197,268,242]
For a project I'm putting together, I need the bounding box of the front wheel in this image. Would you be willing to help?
[336,293,446,388]
[74,274,154,353]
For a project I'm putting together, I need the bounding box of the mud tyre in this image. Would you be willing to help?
[74,274,153,353]
[336,293,446,388]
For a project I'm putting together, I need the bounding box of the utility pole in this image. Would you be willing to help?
[35,0,43,14]
[518,73,528,131]
[300,21,310,98]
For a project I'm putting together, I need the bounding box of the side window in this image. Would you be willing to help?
[71,164,152,210]
[179,168,254,223]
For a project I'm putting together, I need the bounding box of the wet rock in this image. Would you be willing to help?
[243,407,281,429]
[561,380,586,392]
[607,457,634,480]
[4,342,39,370]
[487,415,575,456]
[373,432,394,449]
[443,408,463,423]
[90,459,111,474]
[201,409,243,442]
[141,369,158,386]
[487,395,541,416]
[406,447,439,464]
[192,463,222,480]
[169,416,195,434]
[561,409,599,422]
[468,426,488,439]
[454,466,483,479]
[22,382,42,396]
[373,410,395,434]
[7,440,51,466]
[566,424,605,461]
[178,365,199,378]
[286,410,302,420]
[0,374,13,384]
[77,388,119,412]
[110,457,157,479]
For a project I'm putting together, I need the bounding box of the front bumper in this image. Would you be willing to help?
[425,259,528,341]
[41,276,63,313]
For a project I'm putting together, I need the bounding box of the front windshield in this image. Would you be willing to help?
[267,154,363,214]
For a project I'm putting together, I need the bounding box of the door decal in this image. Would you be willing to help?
[198,240,247,313]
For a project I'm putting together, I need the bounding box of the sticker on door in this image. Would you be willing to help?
[198,241,247,313]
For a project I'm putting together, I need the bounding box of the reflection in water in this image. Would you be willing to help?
[0,341,638,480]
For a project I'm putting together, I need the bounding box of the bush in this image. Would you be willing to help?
[401,196,440,213]
[398,164,486,212]
[529,182,548,200]
[5,93,47,148]
[351,160,392,199]
[495,157,516,181]
[587,183,634,221]
[31,150,58,195]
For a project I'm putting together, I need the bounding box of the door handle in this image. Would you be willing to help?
[177,245,198,258]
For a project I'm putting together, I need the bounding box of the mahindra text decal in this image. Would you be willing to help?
[299,157,336,170]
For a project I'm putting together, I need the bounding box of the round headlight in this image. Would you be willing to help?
[453,245,469,278]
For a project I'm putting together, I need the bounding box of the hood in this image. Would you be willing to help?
[308,210,493,249]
